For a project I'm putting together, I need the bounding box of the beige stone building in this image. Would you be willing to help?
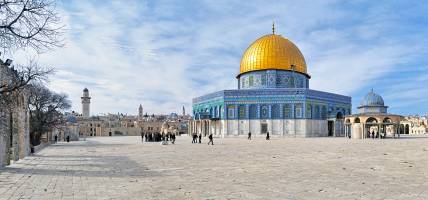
[72,95,192,138]
[400,116,428,135]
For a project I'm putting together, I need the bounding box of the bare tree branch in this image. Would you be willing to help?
[0,0,64,53]
[0,59,53,94]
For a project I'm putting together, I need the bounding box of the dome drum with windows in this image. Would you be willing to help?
[237,28,310,89]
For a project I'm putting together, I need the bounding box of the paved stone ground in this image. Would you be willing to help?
[1,136,428,200]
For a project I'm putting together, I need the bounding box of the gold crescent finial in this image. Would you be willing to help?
[272,21,275,34]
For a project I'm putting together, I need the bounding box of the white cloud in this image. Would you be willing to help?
[6,0,428,115]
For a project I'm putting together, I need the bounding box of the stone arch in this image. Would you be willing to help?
[345,119,351,123]
[366,117,378,124]
[383,117,392,123]
[354,117,361,123]
[405,124,409,134]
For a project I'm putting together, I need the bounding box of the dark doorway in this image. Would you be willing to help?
[405,124,409,134]
[261,123,268,134]
[328,121,334,136]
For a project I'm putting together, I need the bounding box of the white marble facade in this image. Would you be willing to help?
[190,119,346,138]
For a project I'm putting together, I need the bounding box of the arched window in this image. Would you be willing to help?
[321,106,327,119]
[227,105,235,119]
[271,104,280,118]
[261,105,269,118]
[261,75,267,85]
[284,104,292,118]
[238,105,246,119]
[295,103,303,118]
[249,104,257,119]
[249,76,254,87]
[306,104,312,119]
[314,105,320,119]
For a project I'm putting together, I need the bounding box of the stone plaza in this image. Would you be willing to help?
[1,136,428,200]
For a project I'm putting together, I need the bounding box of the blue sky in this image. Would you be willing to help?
[11,0,428,115]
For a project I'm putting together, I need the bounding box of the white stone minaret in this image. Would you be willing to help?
[81,88,91,118]
[138,104,143,120]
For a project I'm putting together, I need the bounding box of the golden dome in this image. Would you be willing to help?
[239,34,309,77]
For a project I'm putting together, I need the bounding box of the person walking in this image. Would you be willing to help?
[198,134,202,144]
[54,134,58,143]
[371,130,375,139]
[192,133,196,143]
[141,132,144,142]
[171,134,176,144]
[208,134,214,145]
[66,135,70,143]
[248,132,252,140]
[266,132,270,140]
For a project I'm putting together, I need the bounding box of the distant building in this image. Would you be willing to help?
[401,116,428,135]
[344,90,402,139]
[73,97,191,137]
[81,88,91,118]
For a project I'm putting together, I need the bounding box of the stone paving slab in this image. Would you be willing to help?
[1,136,428,200]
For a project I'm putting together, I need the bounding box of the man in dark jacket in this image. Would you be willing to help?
[208,134,214,145]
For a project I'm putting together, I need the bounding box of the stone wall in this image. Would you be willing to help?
[0,63,31,168]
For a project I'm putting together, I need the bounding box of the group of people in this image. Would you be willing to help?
[141,132,176,144]
[191,133,214,145]
[247,131,270,140]
[192,134,202,144]
[367,130,386,139]
[53,134,70,143]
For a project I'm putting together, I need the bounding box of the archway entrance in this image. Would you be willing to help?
[366,117,378,138]
[328,121,334,137]
[261,122,268,134]
[405,124,409,134]
[335,112,345,137]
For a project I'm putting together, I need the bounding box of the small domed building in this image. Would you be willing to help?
[344,90,402,139]
[190,25,352,137]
